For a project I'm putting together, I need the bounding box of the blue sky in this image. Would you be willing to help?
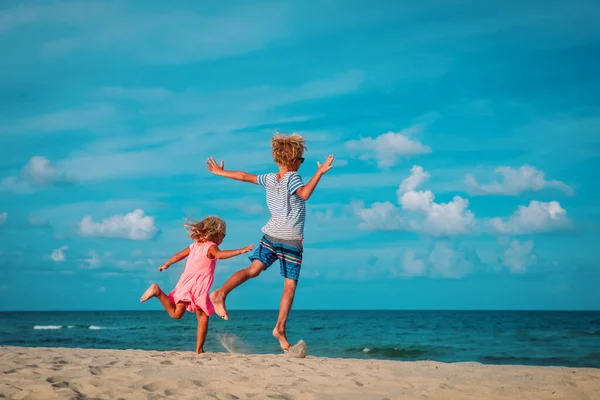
[1,0,599,311]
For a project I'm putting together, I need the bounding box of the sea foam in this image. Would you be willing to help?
[33,325,63,330]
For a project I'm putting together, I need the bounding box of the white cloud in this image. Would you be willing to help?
[391,242,479,278]
[427,242,478,278]
[398,190,435,213]
[397,166,475,236]
[502,240,537,273]
[465,165,573,196]
[352,201,404,231]
[400,165,430,192]
[345,126,431,168]
[28,216,49,226]
[400,249,426,276]
[354,166,475,236]
[81,251,101,269]
[79,209,158,240]
[22,156,70,185]
[112,258,148,270]
[2,156,73,193]
[2,177,31,193]
[414,196,475,236]
[78,250,152,271]
[0,212,6,225]
[491,201,571,235]
[115,259,147,270]
[50,246,68,262]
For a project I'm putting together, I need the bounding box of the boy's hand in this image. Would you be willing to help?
[240,245,255,254]
[158,264,169,272]
[317,155,335,175]
[206,157,225,174]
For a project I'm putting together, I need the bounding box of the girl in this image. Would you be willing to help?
[140,216,254,354]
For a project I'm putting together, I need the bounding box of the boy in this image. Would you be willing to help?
[206,132,334,353]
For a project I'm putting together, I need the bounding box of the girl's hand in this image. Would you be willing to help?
[206,157,225,174]
[158,264,169,272]
[240,245,255,254]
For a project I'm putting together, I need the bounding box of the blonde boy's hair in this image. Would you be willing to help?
[271,132,307,168]
[185,216,226,242]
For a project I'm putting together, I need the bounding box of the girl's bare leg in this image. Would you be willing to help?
[196,310,209,354]
[140,283,187,319]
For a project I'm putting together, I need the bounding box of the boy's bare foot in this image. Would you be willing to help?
[140,283,160,303]
[209,290,229,320]
[272,328,291,352]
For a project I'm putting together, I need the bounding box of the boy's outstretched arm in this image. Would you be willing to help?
[158,247,191,271]
[206,157,258,184]
[296,155,335,201]
[208,244,255,260]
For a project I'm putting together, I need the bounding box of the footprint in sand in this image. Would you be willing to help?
[3,368,19,374]
[191,379,205,387]
[46,376,69,388]
[220,394,241,400]
[142,381,183,395]
[142,383,159,392]
[88,366,103,376]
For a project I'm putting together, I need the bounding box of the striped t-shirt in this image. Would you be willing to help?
[257,172,306,240]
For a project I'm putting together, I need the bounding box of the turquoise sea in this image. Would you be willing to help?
[1,310,599,368]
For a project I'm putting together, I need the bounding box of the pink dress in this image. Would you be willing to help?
[168,241,216,315]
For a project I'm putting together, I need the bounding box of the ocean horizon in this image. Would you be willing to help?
[2,310,599,369]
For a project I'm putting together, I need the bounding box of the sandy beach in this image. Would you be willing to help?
[1,346,599,399]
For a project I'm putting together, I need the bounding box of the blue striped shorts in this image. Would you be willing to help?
[249,234,303,281]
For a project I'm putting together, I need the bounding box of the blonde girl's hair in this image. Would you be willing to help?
[271,132,307,168]
[184,216,226,243]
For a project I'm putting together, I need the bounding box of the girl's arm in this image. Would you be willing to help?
[206,157,258,184]
[208,244,255,260]
[158,247,191,271]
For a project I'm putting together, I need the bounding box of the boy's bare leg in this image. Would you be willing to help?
[210,260,265,320]
[140,283,187,319]
[195,310,209,354]
[272,278,297,351]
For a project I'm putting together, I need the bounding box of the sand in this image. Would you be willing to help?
[1,346,599,400]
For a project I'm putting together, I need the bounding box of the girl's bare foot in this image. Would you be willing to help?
[209,290,229,320]
[140,283,160,303]
[272,327,291,352]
